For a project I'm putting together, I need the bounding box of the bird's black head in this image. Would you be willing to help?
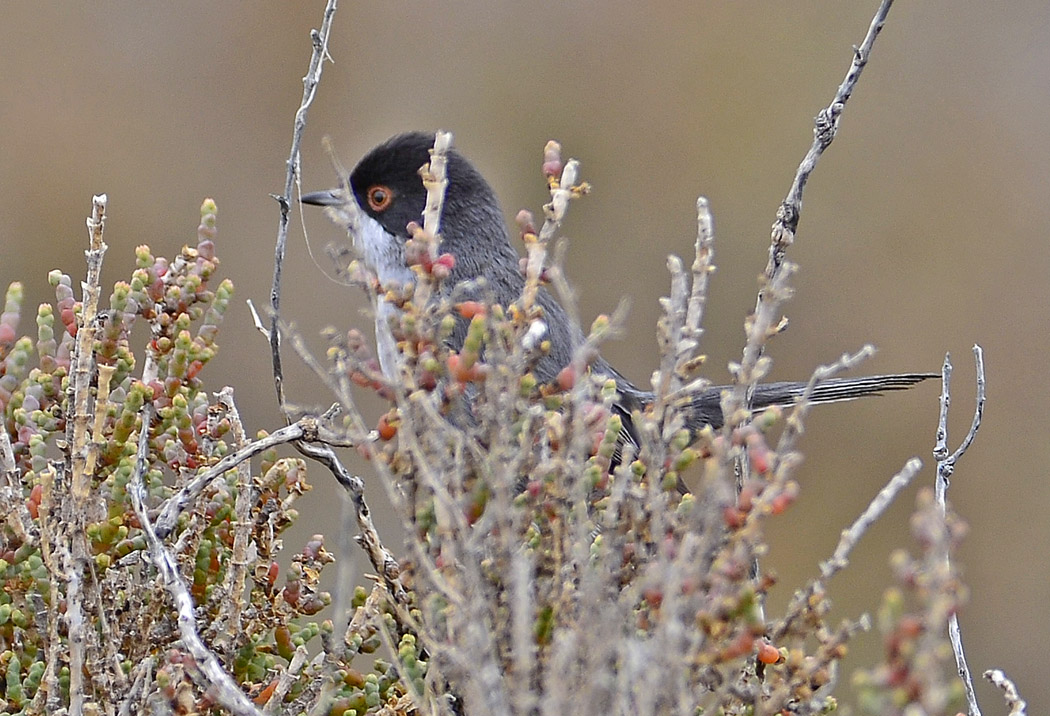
[302,132,519,289]
[346,132,436,241]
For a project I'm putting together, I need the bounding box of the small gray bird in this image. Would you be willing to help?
[302,132,934,449]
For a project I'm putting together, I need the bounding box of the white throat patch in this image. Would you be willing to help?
[354,210,415,287]
[354,209,415,381]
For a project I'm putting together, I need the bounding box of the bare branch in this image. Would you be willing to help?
[772,456,922,643]
[682,196,715,363]
[820,457,922,579]
[933,345,987,716]
[212,387,254,651]
[734,0,897,426]
[421,130,453,237]
[767,0,896,275]
[127,403,265,716]
[269,0,339,411]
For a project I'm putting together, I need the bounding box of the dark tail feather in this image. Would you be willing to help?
[687,372,938,430]
[752,372,939,409]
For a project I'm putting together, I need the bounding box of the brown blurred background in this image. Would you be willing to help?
[3,2,1047,709]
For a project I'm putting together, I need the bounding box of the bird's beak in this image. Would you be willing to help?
[300,186,363,232]
[299,189,343,206]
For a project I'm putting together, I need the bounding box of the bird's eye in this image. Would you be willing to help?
[366,185,393,212]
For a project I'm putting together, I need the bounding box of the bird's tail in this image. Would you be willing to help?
[686,372,938,430]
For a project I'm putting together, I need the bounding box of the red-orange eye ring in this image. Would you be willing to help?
[366,185,393,212]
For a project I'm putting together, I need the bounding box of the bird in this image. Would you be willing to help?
[301,131,934,452]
